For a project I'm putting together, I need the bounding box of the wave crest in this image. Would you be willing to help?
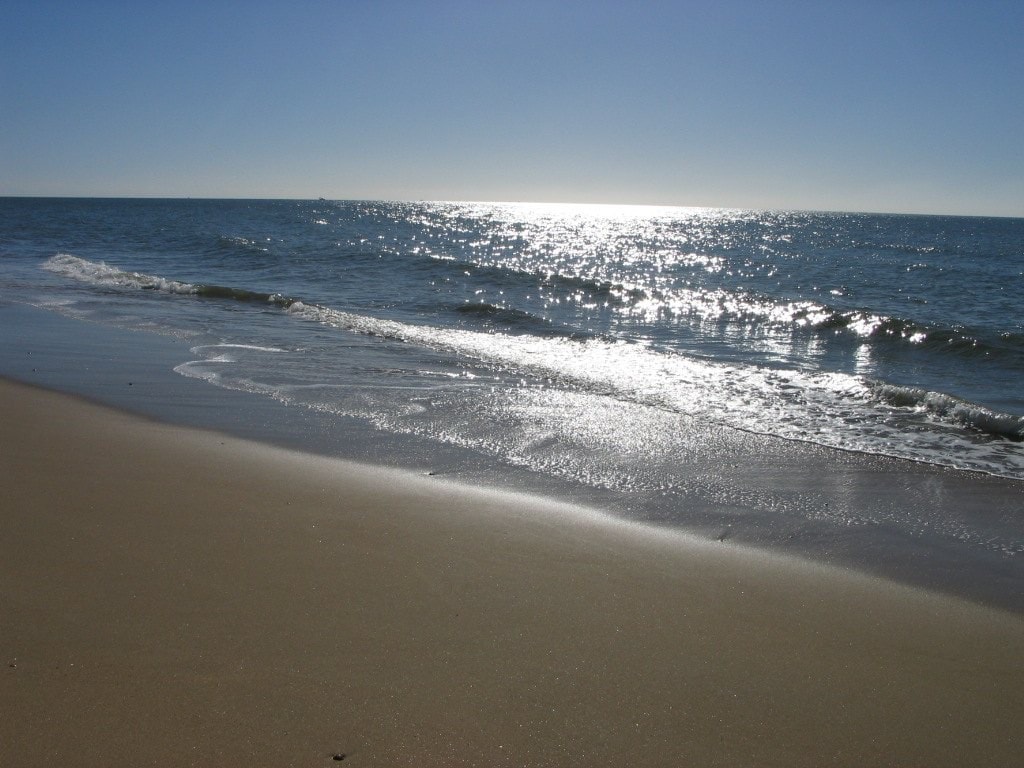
[43,254,298,308]
[44,253,198,295]
[871,383,1024,441]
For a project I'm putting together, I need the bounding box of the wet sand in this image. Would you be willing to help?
[2,377,1023,767]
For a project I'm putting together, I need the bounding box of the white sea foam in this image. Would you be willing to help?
[190,343,288,354]
[871,383,1024,440]
[43,254,199,295]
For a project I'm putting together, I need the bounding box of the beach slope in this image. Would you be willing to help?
[2,378,1022,767]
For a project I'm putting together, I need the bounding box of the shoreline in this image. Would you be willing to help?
[3,301,1023,615]
[2,377,1024,766]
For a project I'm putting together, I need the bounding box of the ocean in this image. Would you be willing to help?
[1,198,1022,609]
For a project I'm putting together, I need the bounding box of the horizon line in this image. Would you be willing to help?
[1,194,1020,221]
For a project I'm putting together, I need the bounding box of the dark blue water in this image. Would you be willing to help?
[2,197,1023,610]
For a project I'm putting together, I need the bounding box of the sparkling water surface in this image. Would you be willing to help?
[2,197,1023,608]
[4,198,1021,468]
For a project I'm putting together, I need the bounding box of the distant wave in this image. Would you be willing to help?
[213,234,270,256]
[427,252,1017,358]
[452,301,586,338]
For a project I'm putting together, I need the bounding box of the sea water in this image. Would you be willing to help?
[2,198,1022,607]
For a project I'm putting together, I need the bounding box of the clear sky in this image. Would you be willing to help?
[2,0,1022,216]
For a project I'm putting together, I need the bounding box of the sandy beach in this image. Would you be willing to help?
[2,376,1023,767]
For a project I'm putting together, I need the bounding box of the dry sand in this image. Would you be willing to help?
[2,377,1023,767]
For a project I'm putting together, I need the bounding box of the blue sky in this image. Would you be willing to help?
[2,0,1022,216]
